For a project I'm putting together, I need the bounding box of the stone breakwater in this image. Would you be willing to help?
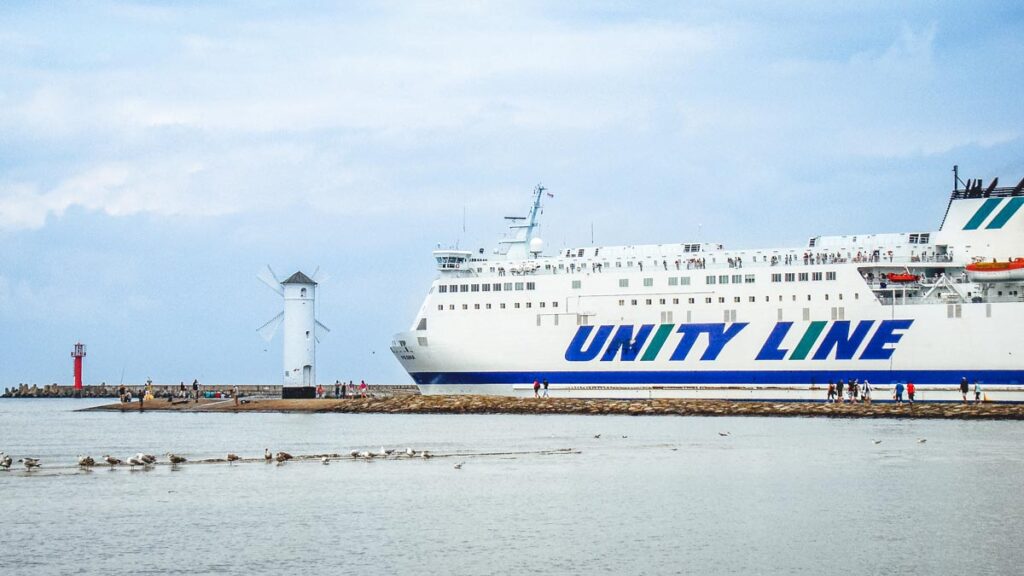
[85,395,1024,419]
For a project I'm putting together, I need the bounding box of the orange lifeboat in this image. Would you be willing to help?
[965,258,1024,282]
[886,272,919,283]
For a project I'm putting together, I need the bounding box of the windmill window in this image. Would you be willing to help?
[300,288,307,297]
[305,331,310,339]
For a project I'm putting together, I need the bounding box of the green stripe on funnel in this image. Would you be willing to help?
[986,197,1024,229]
[963,198,1002,230]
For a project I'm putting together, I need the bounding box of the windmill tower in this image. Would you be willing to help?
[257,267,330,399]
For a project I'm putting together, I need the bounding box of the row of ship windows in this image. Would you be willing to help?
[436,271,838,294]
[437,282,536,293]
[434,293,862,313]
[771,271,838,282]
[618,293,860,306]
[438,301,561,311]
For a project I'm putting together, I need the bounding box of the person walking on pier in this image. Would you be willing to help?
[895,382,905,404]
[974,381,983,404]
[542,378,549,398]
[827,380,836,403]
[192,379,199,403]
[233,384,240,407]
[359,380,368,398]
[907,381,916,404]
[960,377,969,404]
[334,380,341,399]
[836,379,845,403]
[179,381,186,399]
[862,380,872,404]
[533,379,540,398]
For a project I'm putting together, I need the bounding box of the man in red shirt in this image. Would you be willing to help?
[907,381,916,404]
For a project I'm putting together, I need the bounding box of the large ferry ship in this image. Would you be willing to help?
[392,172,1024,401]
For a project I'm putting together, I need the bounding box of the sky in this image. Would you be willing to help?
[1,1,1023,387]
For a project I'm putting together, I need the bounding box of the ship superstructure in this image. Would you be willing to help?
[392,174,1024,401]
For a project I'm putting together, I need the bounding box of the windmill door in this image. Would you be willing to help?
[302,365,312,386]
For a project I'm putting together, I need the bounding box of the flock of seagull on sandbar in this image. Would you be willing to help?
[0,446,445,472]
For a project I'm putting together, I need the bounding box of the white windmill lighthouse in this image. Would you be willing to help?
[257,266,330,399]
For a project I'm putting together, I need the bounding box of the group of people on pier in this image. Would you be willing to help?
[827,377,987,404]
[826,378,875,404]
[317,380,369,399]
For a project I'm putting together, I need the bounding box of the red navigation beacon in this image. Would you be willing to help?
[71,342,86,390]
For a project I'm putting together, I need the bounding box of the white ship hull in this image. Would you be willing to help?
[392,180,1024,401]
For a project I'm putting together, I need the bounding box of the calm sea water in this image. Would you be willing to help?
[1,399,1022,575]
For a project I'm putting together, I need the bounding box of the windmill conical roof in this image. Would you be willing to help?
[282,271,317,285]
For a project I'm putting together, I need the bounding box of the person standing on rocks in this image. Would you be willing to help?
[334,380,341,399]
[895,382,905,404]
[192,379,200,403]
[542,378,549,398]
[359,380,368,398]
[533,379,540,398]
[974,381,982,404]
[233,384,240,407]
[862,380,871,404]
[907,381,916,404]
[960,377,969,404]
[827,380,836,403]
[836,379,845,403]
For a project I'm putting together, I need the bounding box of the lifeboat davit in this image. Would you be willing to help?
[965,258,1024,282]
[886,272,919,283]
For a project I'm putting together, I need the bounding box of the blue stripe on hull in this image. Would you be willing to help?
[410,370,1024,386]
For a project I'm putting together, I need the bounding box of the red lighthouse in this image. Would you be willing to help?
[71,342,86,390]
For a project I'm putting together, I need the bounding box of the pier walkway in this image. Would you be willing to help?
[83,395,1024,419]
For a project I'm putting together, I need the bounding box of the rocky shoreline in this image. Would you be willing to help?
[82,394,1024,419]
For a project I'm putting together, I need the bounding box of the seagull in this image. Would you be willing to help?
[917,438,927,444]
[718,432,730,437]
[136,453,157,465]
[103,455,123,467]
[78,455,96,467]
[321,457,330,465]
[275,452,292,463]
[19,458,40,470]
[264,449,273,463]
[420,451,431,459]
[0,453,12,470]
[406,447,415,457]
[167,453,187,465]
[349,450,360,458]
[358,451,373,459]
[873,440,883,445]
[127,456,149,469]
[377,446,389,457]
[227,454,240,464]
[621,435,628,439]
[453,462,464,470]
[593,434,601,439]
